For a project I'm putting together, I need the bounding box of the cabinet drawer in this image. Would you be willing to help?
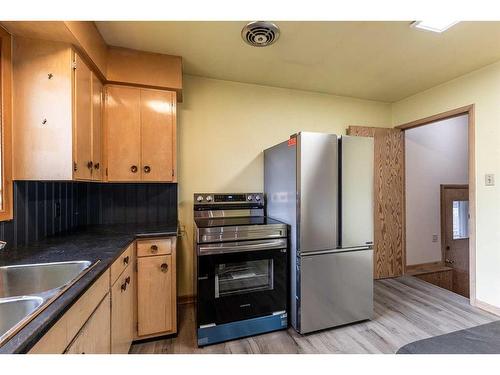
[110,242,134,285]
[137,238,173,257]
[65,294,111,354]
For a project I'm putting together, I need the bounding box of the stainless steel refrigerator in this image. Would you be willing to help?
[264,132,374,334]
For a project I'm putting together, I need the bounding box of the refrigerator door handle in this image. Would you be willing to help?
[300,246,372,257]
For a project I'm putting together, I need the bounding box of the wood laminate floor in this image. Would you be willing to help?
[130,276,498,354]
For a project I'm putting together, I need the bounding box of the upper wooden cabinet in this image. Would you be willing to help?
[104,85,177,182]
[12,37,104,181]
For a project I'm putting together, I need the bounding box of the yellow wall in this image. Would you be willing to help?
[392,60,500,309]
[177,75,392,297]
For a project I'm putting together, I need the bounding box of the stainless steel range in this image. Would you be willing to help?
[194,193,288,347]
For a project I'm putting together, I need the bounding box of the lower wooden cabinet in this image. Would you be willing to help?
[137,255,173,336]
[136,237,177,339]
[65,294,111,354]
[111,263,134,353]
[28,236,177,354]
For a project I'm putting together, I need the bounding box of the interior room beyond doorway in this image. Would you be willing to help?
[403,114,470,298]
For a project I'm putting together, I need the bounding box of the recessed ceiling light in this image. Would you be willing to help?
[411,20,459,33]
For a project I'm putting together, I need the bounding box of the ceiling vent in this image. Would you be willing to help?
[241,21,280,47]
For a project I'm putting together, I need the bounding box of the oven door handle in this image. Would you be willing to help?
[198,239,287,256]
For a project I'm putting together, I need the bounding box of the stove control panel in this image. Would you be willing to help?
[194,193,264,205]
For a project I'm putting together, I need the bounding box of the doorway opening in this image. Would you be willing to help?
[396,105,475,300]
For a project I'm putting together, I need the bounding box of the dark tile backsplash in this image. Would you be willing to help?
[0,181,177,250]
[77,183,178,226]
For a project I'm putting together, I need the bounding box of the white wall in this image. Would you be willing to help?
[177,75,392,297]
[405,115,469,265]
[392,59,500,309]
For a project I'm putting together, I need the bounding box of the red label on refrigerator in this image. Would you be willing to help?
[288,137,297,147]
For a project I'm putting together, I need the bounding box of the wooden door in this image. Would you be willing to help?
[111,265,134,354]
[73,52,93,180]
[140,89,176,182]
[65,294,111,354]
[91,73,103,181]
[347,126,404,279]
[137,255,173,336]
[441,185,470,298]
[105,85,141,181]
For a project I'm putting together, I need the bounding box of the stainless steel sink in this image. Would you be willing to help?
[0,260,95,347]
[0,260,92,298]
[0,296,43,342]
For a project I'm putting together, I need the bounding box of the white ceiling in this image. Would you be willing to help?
[96,21,500,102]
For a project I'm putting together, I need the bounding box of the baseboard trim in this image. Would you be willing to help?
[473,298,500,317]
[178,295,196,305]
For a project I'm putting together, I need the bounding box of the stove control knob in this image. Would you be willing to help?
[196,195,204,203]
[206,195,213,202]
[255,195,261,201]
[247,195,253,201]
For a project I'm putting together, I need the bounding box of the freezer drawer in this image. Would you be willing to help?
[299,248,373,334]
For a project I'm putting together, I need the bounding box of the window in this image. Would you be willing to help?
[215,259,274,298]
[0,27,13,221]
[452,200,469,240]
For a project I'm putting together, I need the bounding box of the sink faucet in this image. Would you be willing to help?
[0,241,6,251]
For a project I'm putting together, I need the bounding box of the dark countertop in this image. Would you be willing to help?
[0,223,177,354]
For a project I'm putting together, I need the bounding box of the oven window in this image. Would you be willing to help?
[215,259,274,298]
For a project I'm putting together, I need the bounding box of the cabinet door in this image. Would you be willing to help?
[65,294,111,354]
[140,89,176,182]
[105,86,141,181]
[111,265,134,353]
[137,255,173,336]
[12,37,74,180]
[91,73,103,181]
[73,52,93,180]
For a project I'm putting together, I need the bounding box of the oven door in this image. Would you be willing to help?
[197,239,287,327]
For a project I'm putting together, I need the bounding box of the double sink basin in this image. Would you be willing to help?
[0,260,94,347]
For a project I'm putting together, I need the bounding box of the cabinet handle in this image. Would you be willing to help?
[125,276,131,285]
[150,245,158,253]
[144,165,151,174]
[94,162,100,170]
[123,256,129,265]
[121,282,127,292]
[161,263,168,273]
[87,161,93,170]
[130,165,138,173]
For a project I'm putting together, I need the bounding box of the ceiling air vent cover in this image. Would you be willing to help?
[241,21,280,47]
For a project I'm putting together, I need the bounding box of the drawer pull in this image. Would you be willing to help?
[125,276,131,285]
[123,256,130,265]
[130,165,138,173]
[150,245,158,253]
[87,161,93,170]
[121,282,127,292]
[161,263,168,273]
[144,165,151,174]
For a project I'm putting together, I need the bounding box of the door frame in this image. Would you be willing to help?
[395,104,476,303]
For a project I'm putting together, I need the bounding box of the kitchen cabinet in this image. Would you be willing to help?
[65,294,111,354]
[28,236,177,353]
[29,269,110,354]
[13,37,104,181]
[104,85,177,182]
[111,261,134,353]
[91,74,104,180]
[136,237,177,338]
